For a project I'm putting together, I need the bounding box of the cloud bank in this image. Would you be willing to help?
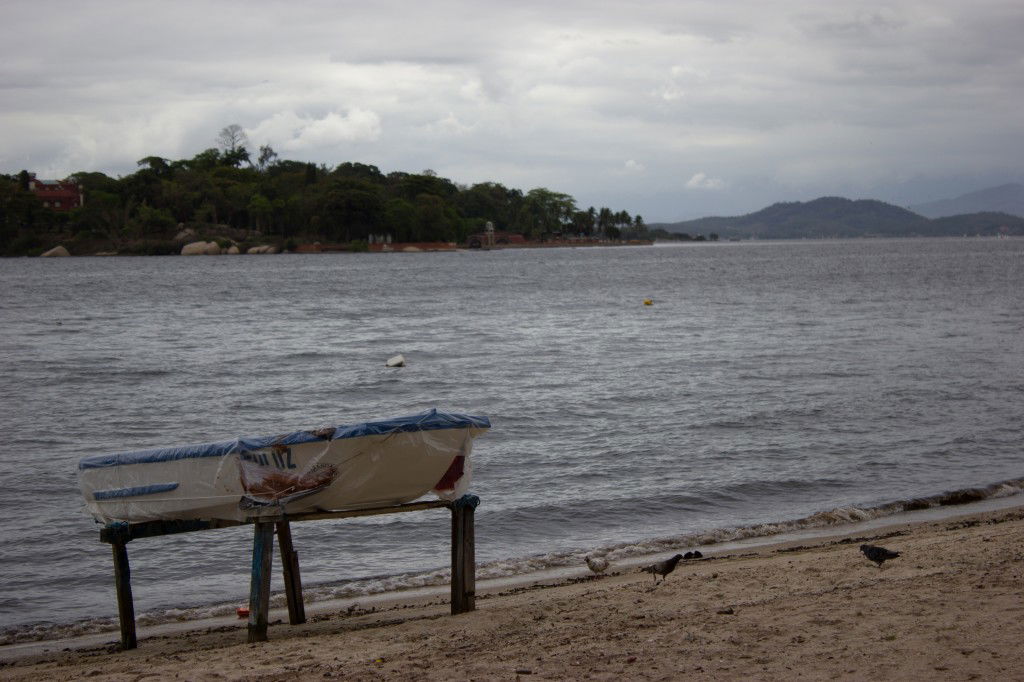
[1,0,1022,220]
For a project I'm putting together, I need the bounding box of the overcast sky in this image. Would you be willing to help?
[2,1,1022,221]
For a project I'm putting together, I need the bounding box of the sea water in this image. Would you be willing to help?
[0,237,1021,643]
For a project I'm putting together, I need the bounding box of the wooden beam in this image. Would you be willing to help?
[247,521,275,643]
[255,499,450,524]
[275,521,305,625]
[101,518,240,544]
[110,539,137,650]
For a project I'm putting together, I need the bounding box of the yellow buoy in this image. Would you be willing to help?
[643,299,653,305]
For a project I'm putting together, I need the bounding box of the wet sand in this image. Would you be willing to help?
[2,505,1023,681]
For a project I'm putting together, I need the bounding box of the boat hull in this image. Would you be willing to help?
[79,410,489,523]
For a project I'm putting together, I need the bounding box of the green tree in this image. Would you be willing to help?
[597,207,613,239]
[221,146,251,168]
[71,190,132,246]
[181,148,223,171]
[0,174,46,251]
[133,202,176,236]
[137,156,172,177]
[419,193,465,241]
[455,182,523,230]
[382,198,417,241]
[248,193,273,233]
[333,162,385,182]
[517,188,577,238]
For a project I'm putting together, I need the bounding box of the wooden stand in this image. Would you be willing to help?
[98,494,480,650]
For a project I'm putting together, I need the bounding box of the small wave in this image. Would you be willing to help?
[274,350,337,362]
[3,477,1022,646]
[692,405,826,430]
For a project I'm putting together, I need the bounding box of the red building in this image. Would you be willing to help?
[28,174,84,211]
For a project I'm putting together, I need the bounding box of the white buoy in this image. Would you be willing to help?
[385,354,406,368]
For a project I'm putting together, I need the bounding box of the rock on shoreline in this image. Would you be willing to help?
[40,245,70,257]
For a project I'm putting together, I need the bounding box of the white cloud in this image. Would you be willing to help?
[654,64,709,101]
[426,113,474,136]
[624,159,645,173]
[247,109,381,152]
[685,172,726,190]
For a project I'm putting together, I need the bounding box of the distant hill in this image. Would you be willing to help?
[649,196,1024,240]
[910,183,1024,219]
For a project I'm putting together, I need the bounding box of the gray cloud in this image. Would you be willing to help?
[1,0,1022,220]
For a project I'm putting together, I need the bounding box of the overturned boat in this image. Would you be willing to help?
[79,409,490,524]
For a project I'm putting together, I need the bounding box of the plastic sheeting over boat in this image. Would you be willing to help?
[78,409,490,523]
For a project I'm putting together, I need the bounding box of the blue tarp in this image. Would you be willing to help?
[79,409,491,470]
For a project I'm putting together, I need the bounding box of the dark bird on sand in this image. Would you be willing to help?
[641,554,684,583]
[860,544,900,567]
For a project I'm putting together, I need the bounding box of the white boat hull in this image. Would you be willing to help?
[79,410,489,523]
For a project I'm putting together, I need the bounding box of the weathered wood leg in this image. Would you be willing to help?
[248,521,275,643]
[111,539,137,650]
[275,521,306,625]
[450,495,479,615]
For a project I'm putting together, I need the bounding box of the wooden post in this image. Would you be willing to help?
[275,521,306,625]
[110,538,137,650]
[248,521,275,643]
[450,495,479,614]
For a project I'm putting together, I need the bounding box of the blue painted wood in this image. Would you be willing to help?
[247,522,275,643]
[93,482,179,500]
[100,518,238,544]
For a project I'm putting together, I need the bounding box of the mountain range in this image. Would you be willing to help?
[909,183,1024,219]
[649,186,1024,240]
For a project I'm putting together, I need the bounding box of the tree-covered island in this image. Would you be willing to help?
[0,126,653,257]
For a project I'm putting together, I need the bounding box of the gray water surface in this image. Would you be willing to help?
[0,238,1021,637]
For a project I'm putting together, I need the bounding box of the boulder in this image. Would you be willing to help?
[174,228,198,243]
[181,240,221,255]
[40,245,70,257]
[226,245,240,255]
[385,354,406,368]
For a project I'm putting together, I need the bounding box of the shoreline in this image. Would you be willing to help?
[3,497,1023,679]
[19,234,1020,258]
[4,486,1023,653]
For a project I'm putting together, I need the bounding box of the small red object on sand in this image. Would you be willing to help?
[237,607,250,619]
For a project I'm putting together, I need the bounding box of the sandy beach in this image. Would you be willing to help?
[2,504,1023,681]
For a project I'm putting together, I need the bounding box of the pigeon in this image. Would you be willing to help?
[641,554,684,583]
[585,554,610,575]
[860,544,900,568]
